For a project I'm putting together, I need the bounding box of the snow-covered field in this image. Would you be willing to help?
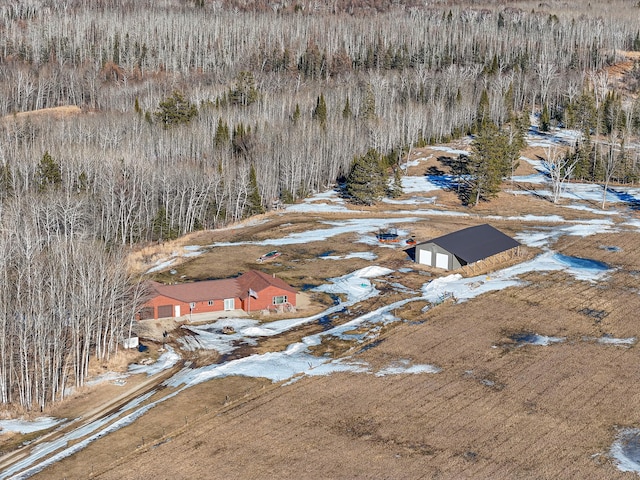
[6,125,640,478]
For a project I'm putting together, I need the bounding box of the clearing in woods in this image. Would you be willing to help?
[6,137,640,479]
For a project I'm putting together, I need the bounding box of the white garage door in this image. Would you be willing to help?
[418,249,432,266]
[435,253,449,270]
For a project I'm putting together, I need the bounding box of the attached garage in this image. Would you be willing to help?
[415,224,520,271]
[157,304,173,318]
[138,307,154,320]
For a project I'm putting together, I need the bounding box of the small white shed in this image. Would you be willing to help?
[122,337,139,349]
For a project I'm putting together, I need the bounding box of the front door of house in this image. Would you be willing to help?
[223,298,234,311]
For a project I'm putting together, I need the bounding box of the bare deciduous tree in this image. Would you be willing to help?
[544,145,577,204]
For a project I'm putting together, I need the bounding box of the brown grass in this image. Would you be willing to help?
[17,140,640,479]
[1,106,82,123]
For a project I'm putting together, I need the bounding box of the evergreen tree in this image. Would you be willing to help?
[155,91,197,127]
[468,122,521,205]
[75,171,88,193]
[246,164,265,216]
[292,103,301,124]
[37,151,62,192]
[0,163,13,200]
[474,89,490,132]
[360,84,377,122]
[600,91,624,135]
[345,148,386,205]
[214,118,230,147]
[504,111,527,180]
[112,33,120,65]
[503,82,515,118]
[632,97,640,135]
[540,103,551,132]
[592,142,605,181]
[388,166,404,198]
[232,123,253,157]
[572,129,593,180]
[280,189,295,204]
[484,54,499,75]
[572,90,598,133]
[298,40,325,79]
[151,207,178,242]
[564,100,576,128]
[342,96,352,119]
[229,71,259,106]
[312,93,327,127]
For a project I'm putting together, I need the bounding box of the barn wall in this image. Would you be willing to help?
[415,243,463,270]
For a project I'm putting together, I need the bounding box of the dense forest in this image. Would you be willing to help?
[1,0,640,409]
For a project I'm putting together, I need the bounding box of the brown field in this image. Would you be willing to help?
[12,143,640,479]
[0,105,82,123]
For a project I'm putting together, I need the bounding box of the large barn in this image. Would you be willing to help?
[139,270,297,320]
[414,224,520,271]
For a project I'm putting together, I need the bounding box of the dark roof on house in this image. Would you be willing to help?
[149,270,297,303]
[420,224,520,264]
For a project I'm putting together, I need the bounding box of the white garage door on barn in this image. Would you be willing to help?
[435,253,449,269]
[418,249,432,266]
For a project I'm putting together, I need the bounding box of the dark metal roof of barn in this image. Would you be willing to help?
[420,224,520,264]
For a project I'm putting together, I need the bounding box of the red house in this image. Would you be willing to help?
[139,270,297,320]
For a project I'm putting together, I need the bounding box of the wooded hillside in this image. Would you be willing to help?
[1,0,639,409]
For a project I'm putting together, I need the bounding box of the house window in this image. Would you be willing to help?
[273,295,288,305]
[208,300,214,306]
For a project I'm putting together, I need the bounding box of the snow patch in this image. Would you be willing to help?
[320,252,378,261]
[128,346,180,376]
[375,359,441,376]
[595,335,636,346]
[510,333,565,346]
[611,428,640,474]
[0,417,62,435]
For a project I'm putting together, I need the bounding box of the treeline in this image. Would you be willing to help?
[0,196,143,410]
[548,89,640,185]
[0,0,639,409]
